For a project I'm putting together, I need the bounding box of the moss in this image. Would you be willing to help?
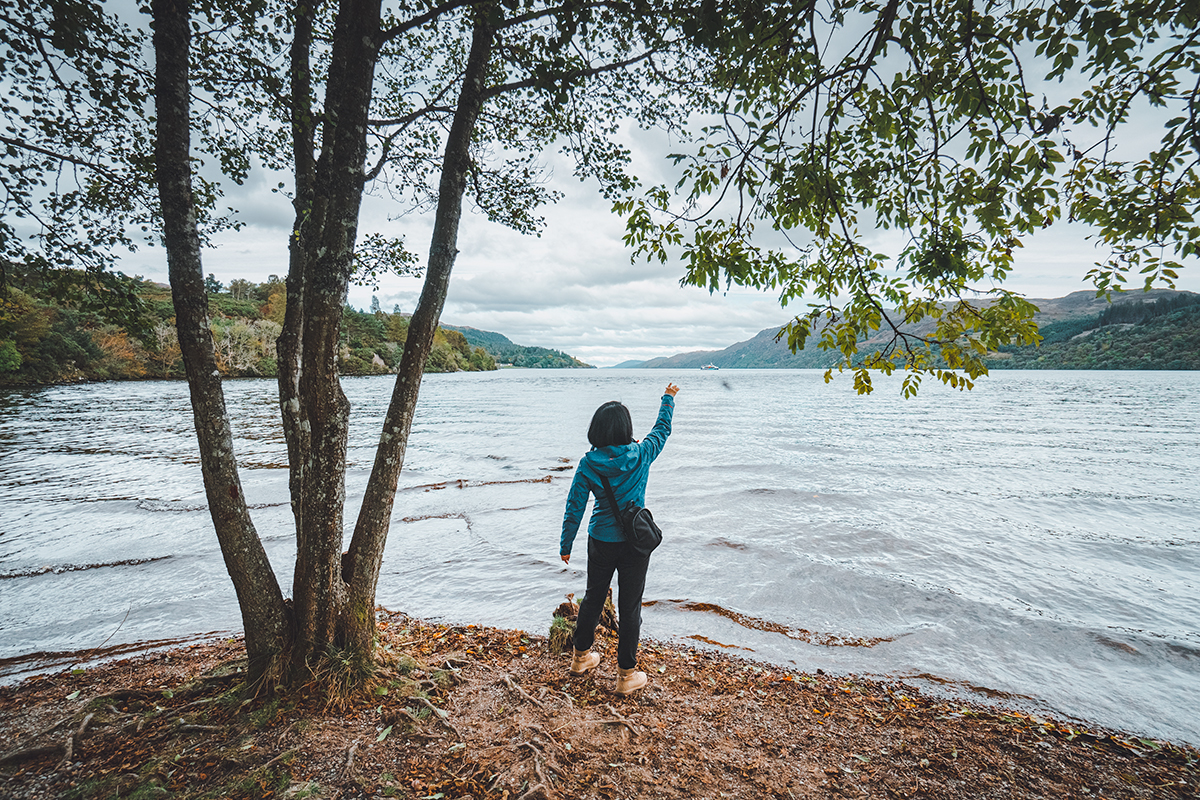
[393,654,422,675]
[548,615,575,655]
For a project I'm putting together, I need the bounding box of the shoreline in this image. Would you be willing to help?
[4,621,1184,750]
[2,612,1196,800]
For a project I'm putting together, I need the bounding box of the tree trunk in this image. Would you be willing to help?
[152,0,287,682]
[342,4,499,657]
[288,0,384,674]
[278,0,317,553]
[156,0,504,684]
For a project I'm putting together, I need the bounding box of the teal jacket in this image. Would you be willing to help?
[560,394,675,556]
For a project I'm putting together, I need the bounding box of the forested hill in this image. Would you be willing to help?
[624,290,1200,370]
[990,293,1200,370]
[0,275,590,387]
[442,325,591,369]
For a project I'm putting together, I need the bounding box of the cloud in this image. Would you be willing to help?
[119,109,1199,369]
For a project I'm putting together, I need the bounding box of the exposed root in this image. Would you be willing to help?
[4,614,1197,800]
[340,740,359,781]
[602,703,641,738]
[501,673,545,708]
[0,743,62,767]
[515,782,550,800]
[415,696,463,740]
[59,711,95,767]
[174,722,226,734]
[90,688,161,703]
[258,747,296,771]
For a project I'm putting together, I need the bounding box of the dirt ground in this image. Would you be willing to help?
[1,610,1196,800]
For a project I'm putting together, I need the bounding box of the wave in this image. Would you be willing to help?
[0,631,235,685]
[135,499,287,512]
[0,555,171,580]
[400,474,557,493]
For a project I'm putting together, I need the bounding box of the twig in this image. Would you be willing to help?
[90,604,133,654]
[176,723,226,734]
[501,674,545,708]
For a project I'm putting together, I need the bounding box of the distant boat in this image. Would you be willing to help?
[700,363,719,370]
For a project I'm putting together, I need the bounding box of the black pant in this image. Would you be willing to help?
[573,536,650,670]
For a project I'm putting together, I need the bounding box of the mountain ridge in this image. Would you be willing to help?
[617,289,1200,370]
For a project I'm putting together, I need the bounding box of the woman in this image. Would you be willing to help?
[560,383,680,695]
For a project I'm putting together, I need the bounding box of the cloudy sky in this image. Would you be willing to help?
[124,121,1199,368]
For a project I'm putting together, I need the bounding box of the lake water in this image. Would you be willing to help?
[1,370,1198,745]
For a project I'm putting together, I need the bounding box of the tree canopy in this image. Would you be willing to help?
[620,0,1200,394]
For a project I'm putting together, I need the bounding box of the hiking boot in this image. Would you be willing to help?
[615,666,647,696]
[569,648,601,675]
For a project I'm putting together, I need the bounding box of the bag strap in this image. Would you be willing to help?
[597,475,628,538]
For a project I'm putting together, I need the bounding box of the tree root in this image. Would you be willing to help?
[258,748,296,772]
[414,697,463,740]
[59,712,95,767]
[515,782,550,800]
[174,722,227,734]
[0,743,63,767]
[602,704,641,738]
[501,674,544,708]
[0,709,104,768]
[525,723,562,749]
[519,741,566,779]
[90,688,161,703]
[340,741,359,781]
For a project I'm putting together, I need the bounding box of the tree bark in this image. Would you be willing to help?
[289,0,384,673]
[342,3,499,656]
[278,0,317,550]
[152,0,287,681]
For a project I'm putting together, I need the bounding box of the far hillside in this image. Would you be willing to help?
[0,271,589,387]
[443,325,591,369]
[990,292,1200,370]
[625,290,1200,371]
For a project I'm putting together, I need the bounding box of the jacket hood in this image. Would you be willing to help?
[583,444,639,477]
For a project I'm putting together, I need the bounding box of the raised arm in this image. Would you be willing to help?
[639,383,679,462]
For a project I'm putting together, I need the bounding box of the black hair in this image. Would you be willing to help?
[587,400,633,448]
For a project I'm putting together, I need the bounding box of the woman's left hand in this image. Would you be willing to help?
[561,554,570,564]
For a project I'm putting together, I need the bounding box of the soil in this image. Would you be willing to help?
[1,610,1196,800]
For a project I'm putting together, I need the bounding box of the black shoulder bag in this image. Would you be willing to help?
[598,475,663,555]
